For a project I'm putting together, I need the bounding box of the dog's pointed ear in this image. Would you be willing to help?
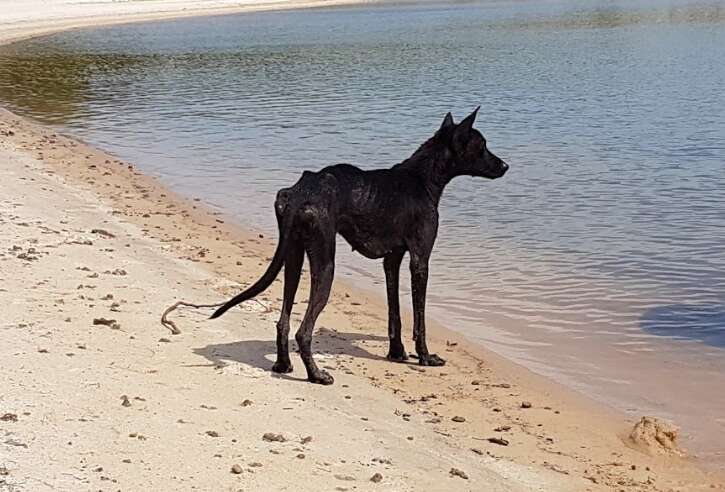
[440,112,454,132]
[458,106,480,134]
[437,112,455,141]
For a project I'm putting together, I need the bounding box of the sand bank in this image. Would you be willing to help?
[1,3,724,490]
[0,0,372,45]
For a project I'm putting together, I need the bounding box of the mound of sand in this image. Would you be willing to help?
[629,416,685,457]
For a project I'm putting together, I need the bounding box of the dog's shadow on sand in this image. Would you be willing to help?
[193,327,396,382]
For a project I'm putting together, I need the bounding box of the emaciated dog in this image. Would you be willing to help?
[211,108,509,385]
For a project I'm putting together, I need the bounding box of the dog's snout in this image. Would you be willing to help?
[499,161,509,175]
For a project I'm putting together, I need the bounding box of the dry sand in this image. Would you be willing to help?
[0,0,373,45]
[1,3,724,491]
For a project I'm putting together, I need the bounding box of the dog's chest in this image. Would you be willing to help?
[338,217,402,259]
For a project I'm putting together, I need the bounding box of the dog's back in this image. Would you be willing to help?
[276,163,429,259]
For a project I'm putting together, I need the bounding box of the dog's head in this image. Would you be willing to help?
[437,107,509,179]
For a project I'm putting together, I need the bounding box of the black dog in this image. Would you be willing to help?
[211,108,508,384]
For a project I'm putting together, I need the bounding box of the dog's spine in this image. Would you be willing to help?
[209,212,293,319]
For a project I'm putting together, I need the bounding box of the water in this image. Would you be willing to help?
[1,0,725,463]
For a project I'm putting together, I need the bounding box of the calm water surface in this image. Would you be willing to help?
[1,0,724,463]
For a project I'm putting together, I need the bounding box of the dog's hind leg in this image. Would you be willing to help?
[272,242,304,374]
[295,225,336,385]
[384,249,408,362]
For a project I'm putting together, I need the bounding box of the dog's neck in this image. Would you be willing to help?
[395,136,458,206]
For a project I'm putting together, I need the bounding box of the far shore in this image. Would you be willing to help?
[2,2,724,490]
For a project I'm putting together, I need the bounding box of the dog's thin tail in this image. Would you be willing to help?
[210,211,293,320]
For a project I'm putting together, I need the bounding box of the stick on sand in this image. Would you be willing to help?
[161,299,273,334]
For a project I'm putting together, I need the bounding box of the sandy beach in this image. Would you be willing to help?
[1,2,724,491]
[0,0,374,45]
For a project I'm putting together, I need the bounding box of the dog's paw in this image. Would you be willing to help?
[419,353,446,367]
[386,348,409,363]
[271,360,294,374]
[309,370,334,385]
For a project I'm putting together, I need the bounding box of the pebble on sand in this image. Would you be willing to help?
[91,228,116,238]
[93,317,121,330]
[450,468,469,479]
[262,432,287,442]
[231,464,243,474]
[488,437,510,446]
[370,472,383,483]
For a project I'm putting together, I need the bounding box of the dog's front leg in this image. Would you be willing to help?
[384,249,407,362]
[409,252,446,367]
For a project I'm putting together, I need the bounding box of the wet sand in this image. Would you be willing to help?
[1,3,724,490]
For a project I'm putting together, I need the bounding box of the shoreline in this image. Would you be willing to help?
[1,3,724,489]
